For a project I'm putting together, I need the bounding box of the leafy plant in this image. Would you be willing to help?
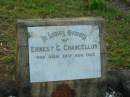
[88,0,106,10]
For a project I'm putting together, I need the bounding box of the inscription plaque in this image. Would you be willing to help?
[28,25,101,82]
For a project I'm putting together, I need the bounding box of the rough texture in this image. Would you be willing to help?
[126,0,130,3]
[106,70,130,97]
[17,18,106,97]
[0,80,18,97]
[0,70,130,97]
[108,0,130,14]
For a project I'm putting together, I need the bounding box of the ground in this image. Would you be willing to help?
[109,0,130,13]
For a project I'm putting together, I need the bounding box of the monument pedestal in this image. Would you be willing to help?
[17,17,106,97]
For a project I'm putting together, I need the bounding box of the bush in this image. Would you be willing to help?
[88,0,106,10]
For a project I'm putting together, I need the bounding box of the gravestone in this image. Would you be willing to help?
[17,17,106,97]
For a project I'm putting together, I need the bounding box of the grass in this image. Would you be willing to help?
[0,0,130,71]
[0,55,15,64]
[88,0,106,10]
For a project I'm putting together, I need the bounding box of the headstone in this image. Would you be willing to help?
[17,17,106,97]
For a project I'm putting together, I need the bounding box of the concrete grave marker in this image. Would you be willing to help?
[28,25,101,82]
[17,17,106,97]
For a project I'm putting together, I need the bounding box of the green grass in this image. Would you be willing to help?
[88,0,106,10]
[0,0,130,70]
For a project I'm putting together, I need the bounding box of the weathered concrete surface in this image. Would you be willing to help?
[17,17,106,97]
[0,70,130,97]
